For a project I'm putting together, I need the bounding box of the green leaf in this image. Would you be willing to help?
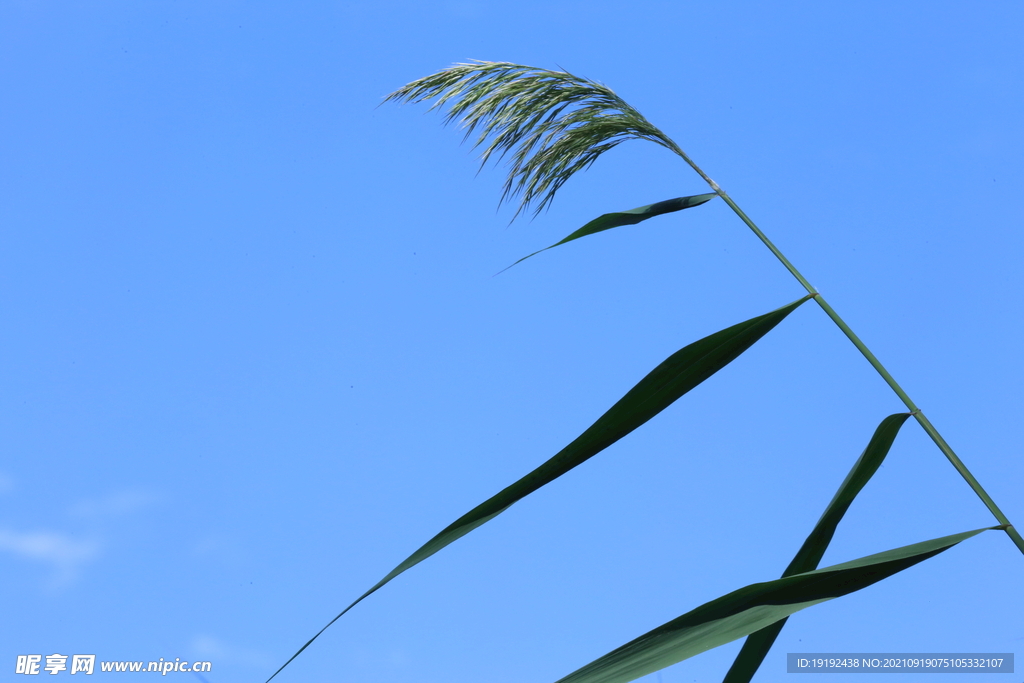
[265,294,812,682]
[723,412,912,683]
[499,194,718,273]
[554,527,996,683]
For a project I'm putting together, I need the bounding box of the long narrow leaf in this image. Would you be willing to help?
[266,294,813,682]
[554,526,997,683]
[499,193,718,273]
[723,412,912,683]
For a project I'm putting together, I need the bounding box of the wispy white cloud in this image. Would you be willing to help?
[190,634,271,669]
[0,487,159,590]
[70,488,158,518]
[0,528,101,587]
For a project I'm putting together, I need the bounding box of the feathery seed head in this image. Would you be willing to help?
[385,61,682,218]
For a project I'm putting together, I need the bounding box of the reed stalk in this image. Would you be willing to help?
[669,150,1024,554]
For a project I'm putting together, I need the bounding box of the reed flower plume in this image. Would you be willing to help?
[384,61,685,218]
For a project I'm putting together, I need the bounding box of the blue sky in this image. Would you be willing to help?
[1,2,1022,682]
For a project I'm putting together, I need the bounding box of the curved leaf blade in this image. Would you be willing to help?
[266,294,812,682]
[786,413,912,573]
[723,412,912,683]
[499,193,718,273]
[554,527,996,683]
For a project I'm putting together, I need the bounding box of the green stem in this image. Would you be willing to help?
[672,149,1024,556]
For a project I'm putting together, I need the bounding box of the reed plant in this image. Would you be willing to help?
[267,61,1019,683]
